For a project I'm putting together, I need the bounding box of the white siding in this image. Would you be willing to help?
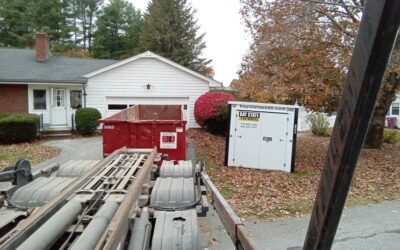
[28,84,83,128]
[86,58,209,128]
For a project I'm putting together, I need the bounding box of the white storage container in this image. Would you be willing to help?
[225,101,299,172]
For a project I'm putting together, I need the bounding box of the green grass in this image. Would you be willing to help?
[0,149,26,163]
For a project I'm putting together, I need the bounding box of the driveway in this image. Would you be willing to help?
[34,136,103,169]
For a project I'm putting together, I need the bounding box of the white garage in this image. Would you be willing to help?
[105,97,190,121]
[84,51,222,128]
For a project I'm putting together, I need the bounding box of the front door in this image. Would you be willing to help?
[51,88,67,125]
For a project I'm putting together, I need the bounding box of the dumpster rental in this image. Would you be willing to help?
[100,105,187,160]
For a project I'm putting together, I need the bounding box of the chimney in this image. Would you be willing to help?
[35,33,50,62]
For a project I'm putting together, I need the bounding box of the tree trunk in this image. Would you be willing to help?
[364,72,400,148]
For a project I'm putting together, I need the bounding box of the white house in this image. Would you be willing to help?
[84,51,221,128]
[387,94,400,128]
[0,33,221,130]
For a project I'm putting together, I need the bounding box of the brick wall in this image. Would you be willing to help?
[0,84,28,113]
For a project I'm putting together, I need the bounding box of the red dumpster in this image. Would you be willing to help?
[100,105,187,160]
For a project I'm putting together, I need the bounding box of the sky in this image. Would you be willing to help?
[128,0,251,86]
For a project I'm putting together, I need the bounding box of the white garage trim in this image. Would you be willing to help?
[105,96,190,124]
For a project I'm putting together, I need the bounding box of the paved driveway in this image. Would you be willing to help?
[34,136,103,169]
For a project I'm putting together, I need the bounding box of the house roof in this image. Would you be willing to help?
[83,51,223,88]
[0,48,116,84]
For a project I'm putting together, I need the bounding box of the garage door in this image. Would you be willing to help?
[106,97,190,121]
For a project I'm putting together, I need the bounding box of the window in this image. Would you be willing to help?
[392,102,399,115]
[53,89,65,107]
[33,90,46,110]
[70,90,82,109]
[183,104,188,110]
[108,104,128,110]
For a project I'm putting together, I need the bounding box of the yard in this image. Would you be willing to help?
[188,129,400,220]
[0,142,61,171]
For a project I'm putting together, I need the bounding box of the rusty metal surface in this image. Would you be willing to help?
[304,1,400,249]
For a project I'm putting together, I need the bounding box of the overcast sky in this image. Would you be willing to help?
[128,0,251,86]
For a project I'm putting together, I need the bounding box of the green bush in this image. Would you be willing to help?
[0,114,39,144]
[0,113,10,120]
[306,112,330,136]
[75,108,101,135]
[383,129,400,144]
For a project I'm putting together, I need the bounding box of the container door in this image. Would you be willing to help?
[258,112,289,171]
[233,110,261,167]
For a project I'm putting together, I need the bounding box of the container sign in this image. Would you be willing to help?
[160,132,177,149]
[239,111,260,122]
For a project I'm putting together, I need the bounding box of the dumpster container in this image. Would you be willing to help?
[100,105,187,160]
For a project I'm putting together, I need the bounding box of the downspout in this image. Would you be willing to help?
[82,83,87,108]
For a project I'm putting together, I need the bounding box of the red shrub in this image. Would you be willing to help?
[194,92,235,126]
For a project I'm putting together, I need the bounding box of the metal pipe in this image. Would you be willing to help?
[17,200,82,250]
[95,149,157,250]
[70,202,119,250]
[128,208,151,250]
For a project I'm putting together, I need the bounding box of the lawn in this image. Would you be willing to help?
[0,142,61,170]
[188,129,400,220]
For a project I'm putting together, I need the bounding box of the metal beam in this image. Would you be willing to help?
[95,149,157,250]
[304,0,400,249]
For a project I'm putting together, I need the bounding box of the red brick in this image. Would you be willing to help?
[0,84,28,113]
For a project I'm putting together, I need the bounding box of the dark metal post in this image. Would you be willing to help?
[304,0,400,249]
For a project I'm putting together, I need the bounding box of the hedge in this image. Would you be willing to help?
[75,108,102,135]
[0,113,10,120]
[0,114,39,144]
[194,92,235,135]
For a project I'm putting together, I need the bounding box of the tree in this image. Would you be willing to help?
[138,0,212,76]
[92,0,143,59]
[70,0,103,50]
[0,0,35,47]
[239,0,400,147]
[0,0,71,48]
[238,0,346,111]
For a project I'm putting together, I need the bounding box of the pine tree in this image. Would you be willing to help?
[92,0,143,59]
[138,0,212,75]
[0,0,71,48]
[0,0,35,47]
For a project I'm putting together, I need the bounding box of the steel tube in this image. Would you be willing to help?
[128,208,151,250]
[17,200,82,250]
[70,202,119,250]
[96,149,157,250]
[0,148,126,250]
